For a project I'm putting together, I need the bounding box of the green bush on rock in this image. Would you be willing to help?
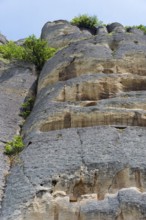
[136,25,146,34]
[4,135,24,155]
[0,35,57,70]
[71,14,103,29]
[0,41,25,60]
[23,35,56,70]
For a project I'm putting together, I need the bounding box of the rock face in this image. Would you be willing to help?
[1,22,146,220]
[41,20,91,48]
[0,61,37,216]
[0,34,8,44]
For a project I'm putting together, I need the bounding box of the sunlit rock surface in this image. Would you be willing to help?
[1,22,146,220]
[41,20,91,48]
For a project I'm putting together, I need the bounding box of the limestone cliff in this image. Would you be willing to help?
[1,21,146,220]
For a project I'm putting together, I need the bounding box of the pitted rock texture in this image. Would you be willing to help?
[1,22,146,220]
[2,127,146,219]
[20,187,146,220]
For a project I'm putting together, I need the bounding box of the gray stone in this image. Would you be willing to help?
[41,20,92,48]
[106,22,125,33]
[0,61,37,217]
[80,188,146,219]
[127,27,144,35]
[96,26,108,35]
[0,61,37,142]
[0,34,8,44]
[2,126,146,219]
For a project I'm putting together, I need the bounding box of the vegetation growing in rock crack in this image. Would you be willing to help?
[20,97,35,119]
[4,135,24,155]
[71,14,103,29]
[0,35,57,70]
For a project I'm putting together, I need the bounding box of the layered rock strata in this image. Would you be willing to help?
[1,22,146,220]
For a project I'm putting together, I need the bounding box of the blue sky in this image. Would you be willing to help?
[0,0,146,40]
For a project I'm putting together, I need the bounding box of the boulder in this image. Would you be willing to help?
[96,26,108,35]
[15,38,26,46]
[41,20,91,48]
[106,22,125,33]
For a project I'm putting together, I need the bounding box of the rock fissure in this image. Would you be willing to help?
[77,130,86,167]
[21,162,36,188]
[59,56,77,81]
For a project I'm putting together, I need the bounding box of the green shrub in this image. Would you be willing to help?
[23,35,57,70]
[4,135,24,155]
[0,35,57,70]
[126,24,146,34]
[0,41,25,60]
[20,97,35,119]
[71,14,103,29]
[136,25,146,34]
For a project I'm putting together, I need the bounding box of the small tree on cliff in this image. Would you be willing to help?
[23,35,56,71]
[0,35,57,71]
[0,41,25,60]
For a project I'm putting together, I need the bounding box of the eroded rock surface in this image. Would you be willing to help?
[0,61,37,216]
[1,22,146,220]
[41,20,91,48]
